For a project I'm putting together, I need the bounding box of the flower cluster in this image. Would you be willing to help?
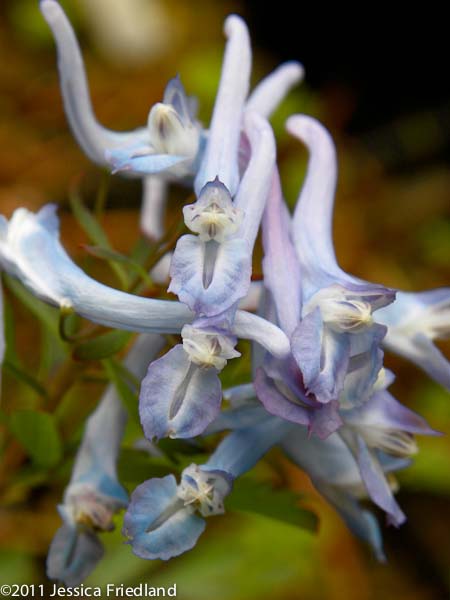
[0,0,448,586]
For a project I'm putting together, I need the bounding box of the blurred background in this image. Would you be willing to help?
[0,1,449,598]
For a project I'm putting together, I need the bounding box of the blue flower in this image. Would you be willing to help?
[123,414,288,560]
[47,333,165,586]
[377,288,450,390]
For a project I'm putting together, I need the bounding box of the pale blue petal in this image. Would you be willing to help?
[344,390,438,436]
[123,475,205,560]
[40,0,146,166]
[205,416,290,478]
[384,332,450,391]
[139,345,222,440]
[47,524,104,587]
[246,61,304,118]
[106,149,189,176]
[282,428,362,486]
[140,176,168,241]
[313,481,386,562]
[195,16,251,195]
[163,76,195,124]
[169,235,252,317]
[232,310,291,359]
[354,434,406,527]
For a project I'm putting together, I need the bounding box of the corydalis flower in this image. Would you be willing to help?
[377,288,450,391]
[46,334,165,586]
[139,324,240,440]
[40,0,201,177]
[275,115,395,409]
[0,205,290,356]
[123,416,287,560]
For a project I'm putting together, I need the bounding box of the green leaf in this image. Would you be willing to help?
[73,330,132,361]
[3,360,49,399]
[69,193,129,290]
[102,358,139,422]
[9,410,63,468]
[117,448,174,485]
[4,275,59,336]
[226,479,318,533]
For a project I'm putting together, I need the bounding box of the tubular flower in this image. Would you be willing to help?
[377,288,450,390]
[123,415,288,560]
[47,334,165,587]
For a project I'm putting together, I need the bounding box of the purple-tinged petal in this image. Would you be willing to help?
[47,524,104,587]
[291,308,323,388]
[282,428,385,560]
[350,433,406,527]
[168,234,251,317]
[254,367,311,427]
[344,390,438,437]
[314,481,386,562]
[286,115,340,279]
[309,401,343,440]
[40,0,146,166]
[246,61,305,118]
[262,171,302,336]
[195,16,251,195]
[292,309,351,403]
[234,112,276,250]
[139,345,222,440]
[123,475,205,560]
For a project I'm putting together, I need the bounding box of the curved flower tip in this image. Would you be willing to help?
[139,345,222,440]
[194,14,250,195]
[247,61,305,118]
[124,467,231,560]
[47,524,104,587]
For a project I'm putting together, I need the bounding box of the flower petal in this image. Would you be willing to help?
[47,524,104,587]
[262,171,302,336]
[247,61,305,118]
[205,415,290,477]
[286,115,340,278]
[292,309,350,403]
[254,366,311,427]
[123,475,206,560]
[0,205,193,333]
[168,235,251,317]
[353,433,406,527]
[140,176,168,241]
[344,390,438,436]
[106,149,190,176]
[40,0,146,166]
[139,345,222,440]
[234,112,276,250]
[195,15,251,195]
